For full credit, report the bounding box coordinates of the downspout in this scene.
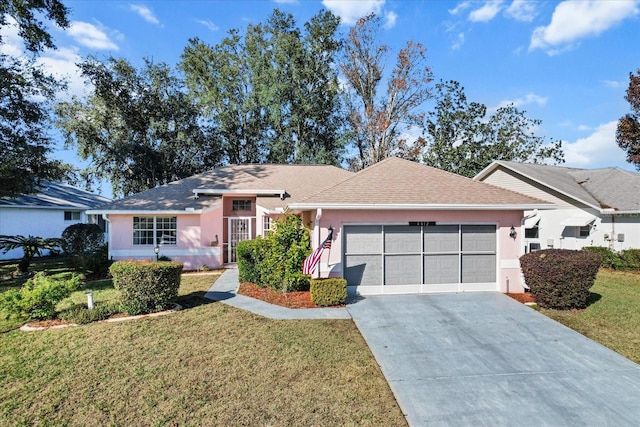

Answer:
[102,214,112,260]
[314,209,322,279]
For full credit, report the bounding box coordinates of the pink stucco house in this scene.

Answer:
[90,157,552,295]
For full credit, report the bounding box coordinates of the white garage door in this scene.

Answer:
[343,224,497,294]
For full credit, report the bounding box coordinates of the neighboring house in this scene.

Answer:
[474,161,640,253]
[92,158,551,294]
[0,181,112,260]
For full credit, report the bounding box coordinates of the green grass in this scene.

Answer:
[541,269,640,363]
[0,256,75,292]
[0,270,405,426]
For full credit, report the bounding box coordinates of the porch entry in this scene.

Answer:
[228,217,252,263]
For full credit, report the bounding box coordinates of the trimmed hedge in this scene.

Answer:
[310,278,347,307]
[109,261,183,315]
[583,246,640,270]
[237,238,269,285]
[520,249,601,310]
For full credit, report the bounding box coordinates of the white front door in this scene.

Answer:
[229,218,251,263]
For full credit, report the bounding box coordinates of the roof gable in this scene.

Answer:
[291,157,550,208]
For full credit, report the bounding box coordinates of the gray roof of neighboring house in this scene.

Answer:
[290,157,551,208]
[92,164,354,213]
[0,181,111,210]
[478,161,640,212]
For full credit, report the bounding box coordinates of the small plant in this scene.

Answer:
[0,235,63,273]
[0,272,81,320]
[310,278,347,307]
[59,302,121,324]
[520,249,601,310]
[110,260,183,315]
[157,255,172,262]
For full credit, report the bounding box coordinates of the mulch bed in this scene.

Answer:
[506,292,536,304]
[238,282,320,309]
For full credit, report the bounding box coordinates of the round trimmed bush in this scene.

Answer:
[520,249,601,310]
[109,261,183,315]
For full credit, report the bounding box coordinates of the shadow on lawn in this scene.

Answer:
[175,291,219,309]
[587,292,602,306]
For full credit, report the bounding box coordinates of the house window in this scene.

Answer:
[64,211,81,221]
[524,225,539,239]
[133,216,177,245]
[579,225,590,238]
[263,216,272,237]
[232,199,252,211]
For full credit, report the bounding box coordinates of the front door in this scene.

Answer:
[229,218,251,263]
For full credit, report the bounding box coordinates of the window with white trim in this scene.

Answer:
[262,216,272,237]
[133,216,177,245]
[579,225,590,238]
[232,199,252,211]
[64,211,81,221]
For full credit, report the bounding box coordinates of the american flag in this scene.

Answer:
[302,228,333,275]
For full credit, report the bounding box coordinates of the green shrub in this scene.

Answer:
[520,249,601,310]
[59,301,121,324]
[582,246,623,269]
[0,272,81,320]
[310,278,347,307]
[109,261,183,315]
[237,238,269,285]
[157,255,172,262]
[620,249,640,270]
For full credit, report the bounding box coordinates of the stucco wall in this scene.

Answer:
[314,209,525,293]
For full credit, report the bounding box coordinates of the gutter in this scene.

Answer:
[287,203,555,211]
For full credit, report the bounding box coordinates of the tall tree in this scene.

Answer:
[180,9,344,165]
[56,57,222,197]
[421,80,564,177]
[0,0,72,198]
[617,69,640,170]
[340,13,433,170]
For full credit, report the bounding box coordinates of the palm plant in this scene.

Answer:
[0,235,63,274]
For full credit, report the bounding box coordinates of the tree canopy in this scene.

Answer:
[617,69,640,170]
[0,0,72,198]
[56,57,222,197]
[421,80,564,177]
[180,9,344,165]
[340,13,433,170]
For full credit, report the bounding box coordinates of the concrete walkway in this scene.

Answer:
[348,292,640,426]
[204,268,350,320]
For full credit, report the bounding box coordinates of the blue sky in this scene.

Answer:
[2,0,640,197]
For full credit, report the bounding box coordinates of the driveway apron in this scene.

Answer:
[347,292,640,426]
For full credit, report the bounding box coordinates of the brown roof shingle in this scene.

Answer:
[292,157,551,208]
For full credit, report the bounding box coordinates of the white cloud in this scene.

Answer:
[504,0,537,22]
[195,20,220,31]
[322,0,385,25]
[496,93,548,109]
[68,21,119,50]
[38,46,88,100]
[0,17,23,57]
[530,0,639,53]
[129,4,161,25]
[469,0,505,23]
[451,32,465,50]
[384,11,397,29]
[602,80,625,89]
[563,121,629,168]
[449,1,471,15]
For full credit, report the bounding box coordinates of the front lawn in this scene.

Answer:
[541,269,640,363]
[0,272,405,426]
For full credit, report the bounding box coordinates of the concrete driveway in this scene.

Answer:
[347,292,640,426]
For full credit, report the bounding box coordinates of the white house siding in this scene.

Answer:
[0,207,85,260]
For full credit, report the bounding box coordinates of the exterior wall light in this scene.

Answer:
[154,245,160,261]
[509,226,517,240]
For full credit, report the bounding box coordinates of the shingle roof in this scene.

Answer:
[291,157,550,208]
[484,161,640,211]
[0,181,111,210]
[93,164,354,212]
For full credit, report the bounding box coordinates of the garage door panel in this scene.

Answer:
[461,225,496,252]
[462,254,496,283]
[424,225,459,253]
[345,255,382,286]
[384,226,421,253]
[344,225,382,254]
[384,254,421,285]
[424,254,459,284]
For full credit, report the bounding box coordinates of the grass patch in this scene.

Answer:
[541,269,640,363]
[0,272,405,426]
[0,256,75,292]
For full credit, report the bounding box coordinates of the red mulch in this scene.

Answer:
[238,282,320,309]
[507,292,536,304]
